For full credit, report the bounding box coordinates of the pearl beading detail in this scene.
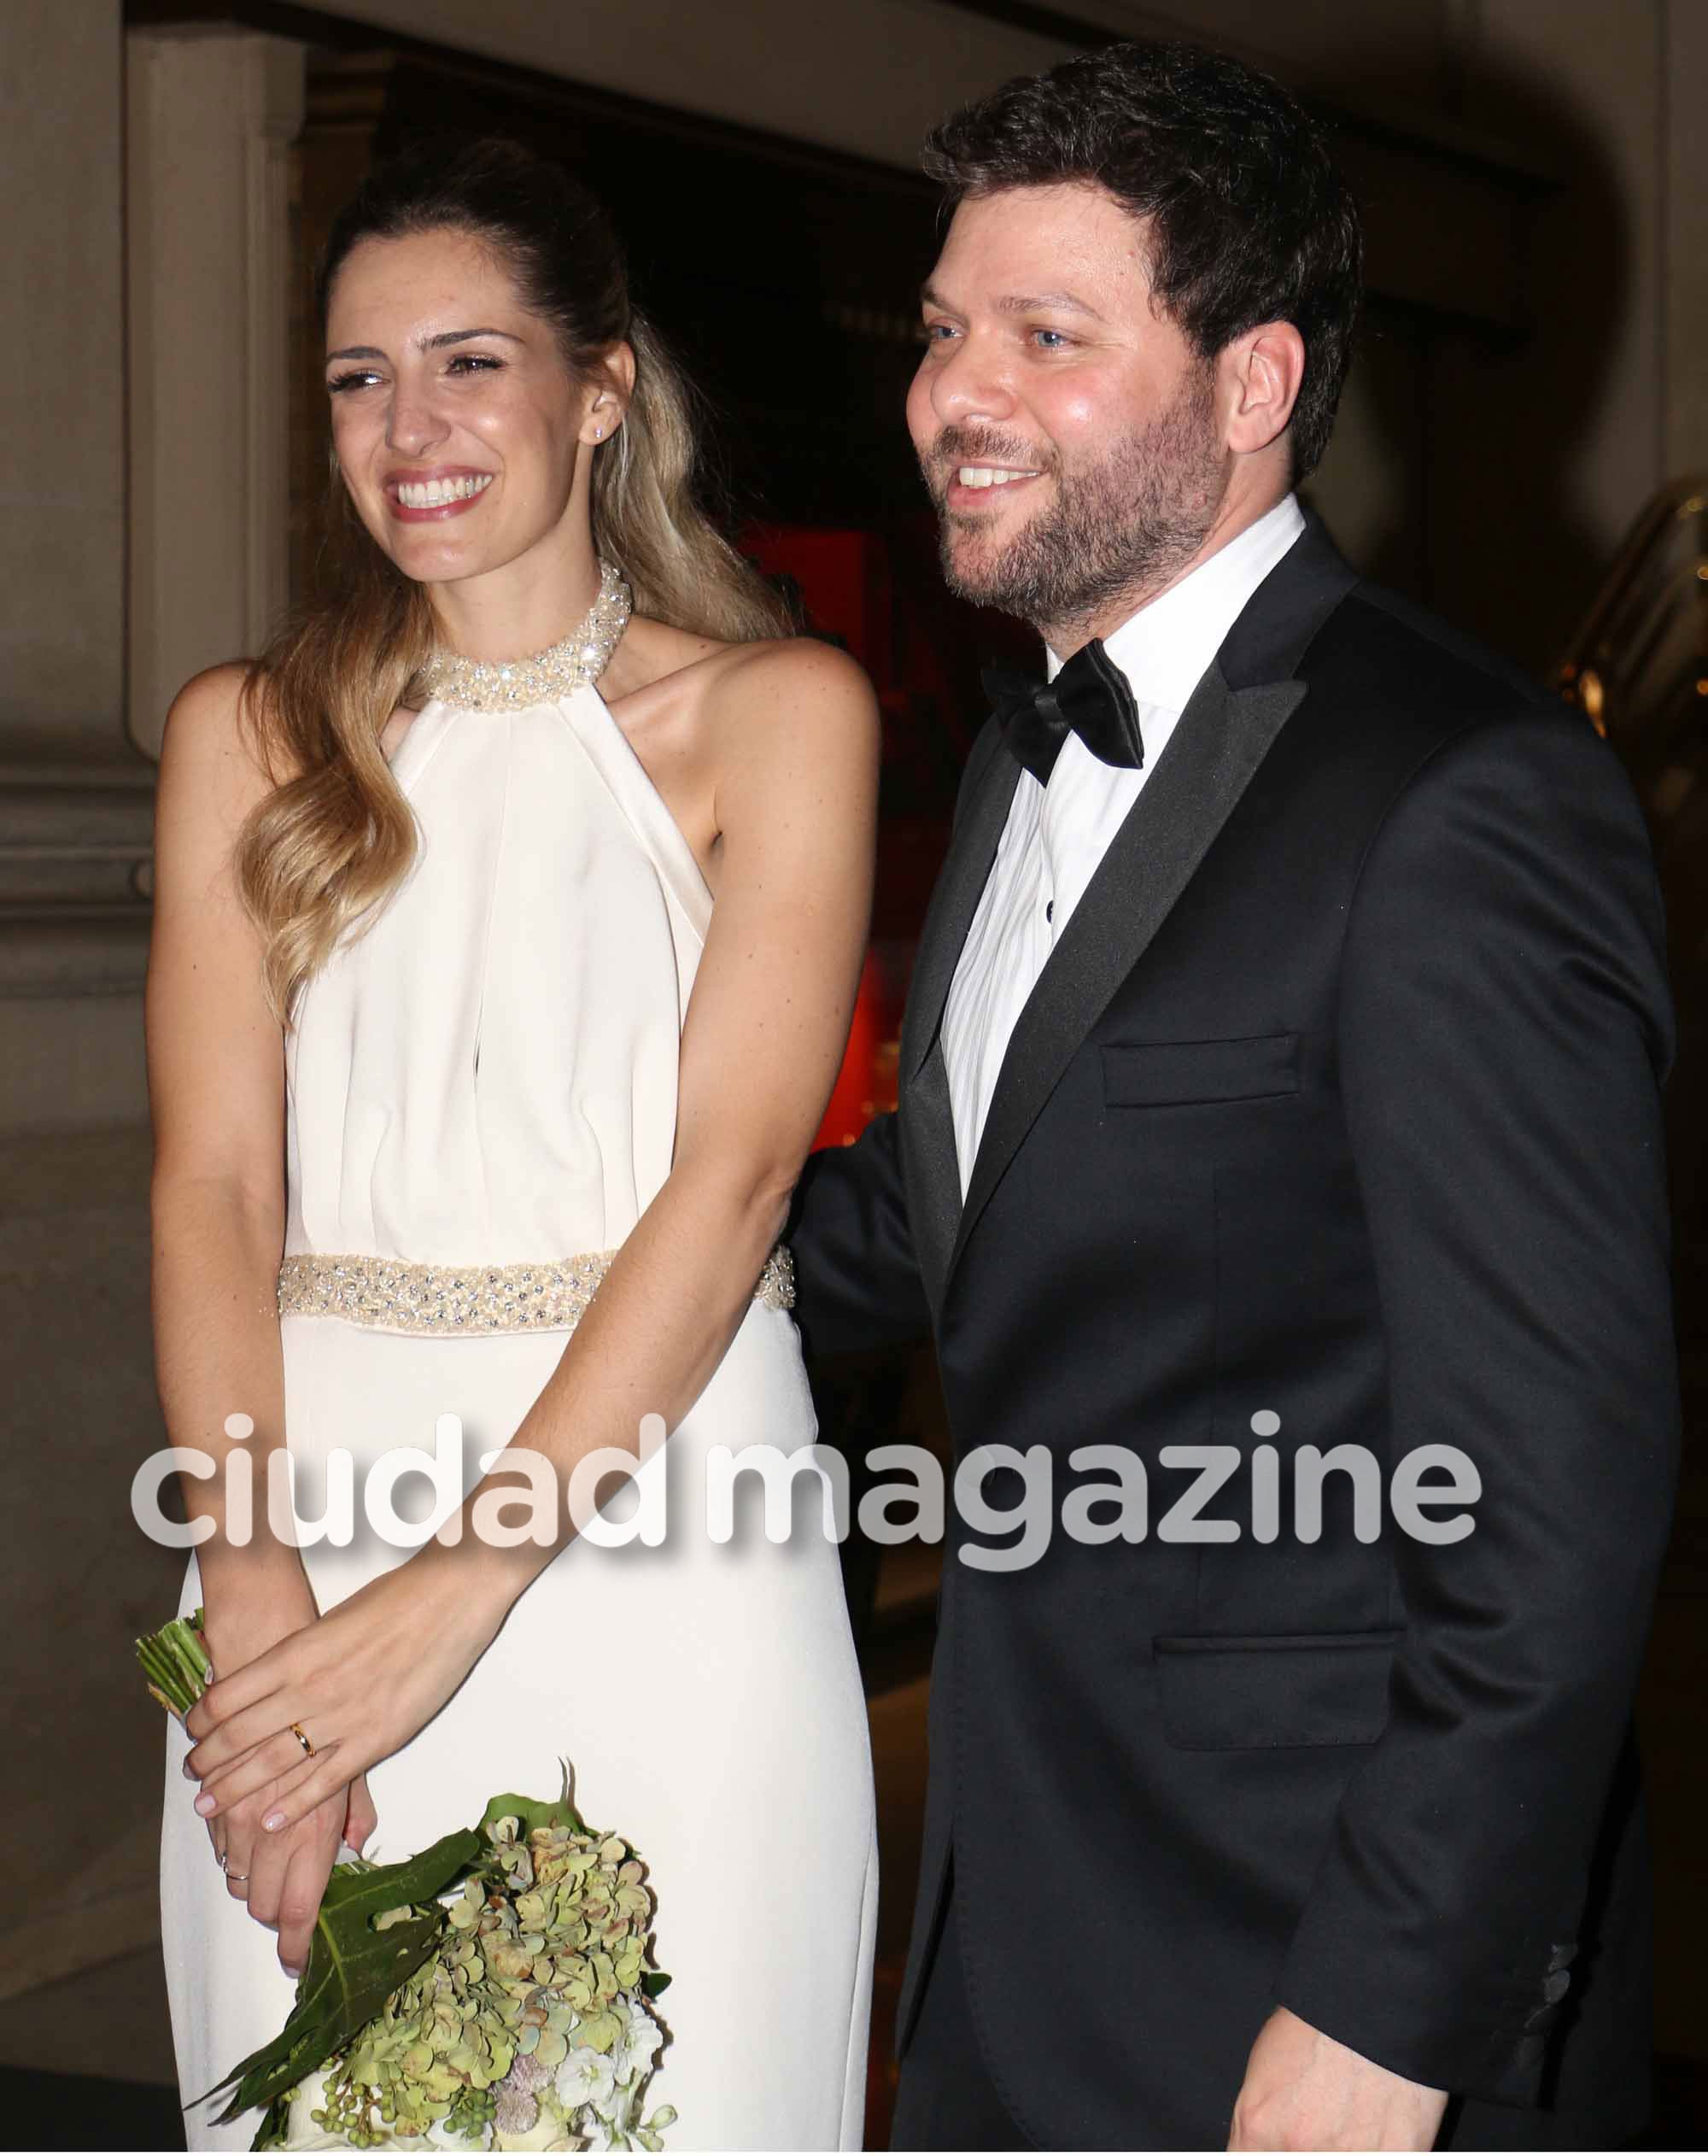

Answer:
[417,560,632,712]
[278,1245,795,1336]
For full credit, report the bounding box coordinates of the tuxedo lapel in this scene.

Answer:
[904,507,1357,1299]
[950,664,1307,1274]
[898,728,1021,1307]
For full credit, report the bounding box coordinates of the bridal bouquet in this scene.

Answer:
[140,1609,676,2153]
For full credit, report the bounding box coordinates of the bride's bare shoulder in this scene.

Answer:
[703,630,870,700]
[699,633,880,774]
[617,616,868,704]
[607,621,877,785]
[628,618,875,735]
[157,660,306,817]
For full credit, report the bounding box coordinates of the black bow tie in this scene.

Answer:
[981,639,1145,786]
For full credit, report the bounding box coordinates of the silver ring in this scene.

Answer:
[225,1870,249,1884]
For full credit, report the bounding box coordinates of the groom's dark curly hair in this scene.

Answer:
[921,40,1364,484]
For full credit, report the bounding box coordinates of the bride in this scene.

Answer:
[152,136,880,2149]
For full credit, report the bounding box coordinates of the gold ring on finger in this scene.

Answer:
[290,1721,316,1759]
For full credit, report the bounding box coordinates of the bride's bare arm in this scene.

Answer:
[501,635,885,1526]
[181,636,880,1829]
[149,665,298,1596]
[149,663,373,1966]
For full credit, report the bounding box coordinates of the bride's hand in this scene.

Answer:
[222,1774,375,1978]
[182,1555,501,1836]
[194,1576,320,1882]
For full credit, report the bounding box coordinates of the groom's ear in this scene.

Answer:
[1220,320,1307,460]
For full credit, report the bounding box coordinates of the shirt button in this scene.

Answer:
[1045,899,1055,923]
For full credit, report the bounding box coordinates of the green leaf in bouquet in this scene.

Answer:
[640,1969,672,1999]
[190,1822,485,2130]
[253,2090,291,2150]
[477,1759,586,1841]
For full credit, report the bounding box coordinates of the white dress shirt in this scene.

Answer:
[941,493,1307,1194]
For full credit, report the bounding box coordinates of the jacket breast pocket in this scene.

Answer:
[1102,1033,1300,1109]
[1152,1631,1401,1749]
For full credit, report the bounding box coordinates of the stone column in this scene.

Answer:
[127,26,306,761]
[0,22,305,1127]
[0,10,305,2018]
[0,0,156,1122]
[1,0,128,770]
[0,0,171,2017]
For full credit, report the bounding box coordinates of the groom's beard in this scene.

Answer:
[921,365,1225,633]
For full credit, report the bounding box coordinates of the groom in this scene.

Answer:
[789,38,1679,2153]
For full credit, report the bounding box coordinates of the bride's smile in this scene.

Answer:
[323,225,626,662]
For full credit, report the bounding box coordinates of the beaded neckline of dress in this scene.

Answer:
[416,559,632,712]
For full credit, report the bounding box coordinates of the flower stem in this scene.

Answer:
[135,1607,211,1719]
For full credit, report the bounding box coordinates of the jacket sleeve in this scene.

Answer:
[787,718,1011,1359]
[1276,706,1680,2104]
[787,1109,932,1356]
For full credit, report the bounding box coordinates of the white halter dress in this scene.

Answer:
[158,682,878,2150]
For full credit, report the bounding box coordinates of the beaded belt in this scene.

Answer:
[278,1244,795,1336]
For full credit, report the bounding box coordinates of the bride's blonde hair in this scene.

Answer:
[235,137,792,1024]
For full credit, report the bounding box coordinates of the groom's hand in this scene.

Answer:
[1228,2007,1448,2151]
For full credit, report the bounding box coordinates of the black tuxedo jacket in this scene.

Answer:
[789,516,1680,2148]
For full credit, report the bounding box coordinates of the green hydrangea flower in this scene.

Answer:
[275,1780,672,2151]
